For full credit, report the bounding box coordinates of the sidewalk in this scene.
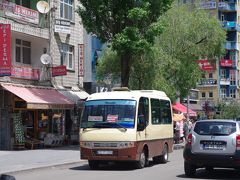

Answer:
[0,145,82,174]
[0,144,184,174]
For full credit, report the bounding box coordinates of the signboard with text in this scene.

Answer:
[11,66,39,80]
[0,24,11,76]
[52,65,67,77]
[220,59,233,67]
[197,59,215,71]
[5,4,39,24]
[54,19,71,34]
[79,44,84,77]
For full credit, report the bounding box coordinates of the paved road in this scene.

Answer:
[10,149,240,180]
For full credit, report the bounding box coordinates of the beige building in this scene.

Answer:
[0,0,88,150]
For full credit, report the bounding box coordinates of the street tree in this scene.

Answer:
[77,0,173,87]
[154,2,226,99]
[215,101,240,119]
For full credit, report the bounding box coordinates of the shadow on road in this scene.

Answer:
[69,161,158,171]
[177,168,240,179]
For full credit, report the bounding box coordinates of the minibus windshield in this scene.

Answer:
[81,100,136,129]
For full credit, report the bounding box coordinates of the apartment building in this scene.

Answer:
[197,0,240,113]
[0,0,88,150]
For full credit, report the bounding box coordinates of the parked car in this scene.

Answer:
[183,119,240,177]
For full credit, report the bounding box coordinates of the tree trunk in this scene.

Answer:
[120,53,131,87]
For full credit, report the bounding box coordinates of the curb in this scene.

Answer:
[2,161,86,175]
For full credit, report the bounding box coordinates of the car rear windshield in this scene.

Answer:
[194,121,236,136]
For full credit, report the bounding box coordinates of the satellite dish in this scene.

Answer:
[37,1,50,14]
[40,54,52,65]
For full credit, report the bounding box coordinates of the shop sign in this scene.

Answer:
[78,44,84,77]
[54,19,71,34]
[52,65,67,77]
[0,24,11,76]
[5,4,39,24]
[197,59,215,71]
[200,1,216,9]
[220,59,233,67]
[11,66,40,80]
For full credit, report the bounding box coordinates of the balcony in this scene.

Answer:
[197,79,217,87]
[220,78,231,85]
[0,1,49,39]
[225,41,238,50]
[218,2,236,11]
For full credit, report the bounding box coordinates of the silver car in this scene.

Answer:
[183,119,240,177]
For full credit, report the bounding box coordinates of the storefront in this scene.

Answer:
[0,83,74,150]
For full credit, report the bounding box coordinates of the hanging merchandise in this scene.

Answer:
[13,112,25,143]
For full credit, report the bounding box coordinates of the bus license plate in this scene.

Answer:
[97,150,113,155]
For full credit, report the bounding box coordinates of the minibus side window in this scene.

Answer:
[151,98,161,124]
[160,100,172,124]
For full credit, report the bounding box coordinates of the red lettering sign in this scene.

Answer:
[197,59,215,71]
[220,59,233,67]
[0,24,11,76]
[52,65,67,77]
[79,44,84,77]
[11,66,39,80]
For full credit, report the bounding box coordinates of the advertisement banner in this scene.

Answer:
[197,59,215,71]
[11,66,40,80]
[55,19,71,34]
[0,24,11,76]
[5,4,39,24]
[52,65,67,77]
[78,44,84,77]
[220,59,233,67]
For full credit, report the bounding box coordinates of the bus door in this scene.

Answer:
[137,97,149,140]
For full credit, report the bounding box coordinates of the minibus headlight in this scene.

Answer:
[80,141,93,148]
[118,142,135,148]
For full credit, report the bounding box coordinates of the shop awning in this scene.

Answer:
[172,102,197,117]
[57,89,89,104]
[1,83,74,109]
[173,113,185,122]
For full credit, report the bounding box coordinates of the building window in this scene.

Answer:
[61,44,74,70]
[208,73,213,78]
[230,89,236,98]
[220,88,226,98]
[15,0,30,8]
[230,70,236,85]
[220,69,226,79]
[60,0,73,21]
[209,92,213,98]
[15,39,31,64]
[202,92,206,98]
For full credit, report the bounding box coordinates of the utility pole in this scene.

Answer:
[187,94,190,121]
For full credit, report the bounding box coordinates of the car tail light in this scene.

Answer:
[187,133,193,146]
[236,134,240,150]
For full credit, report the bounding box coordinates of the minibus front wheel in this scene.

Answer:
[135,149,148,169]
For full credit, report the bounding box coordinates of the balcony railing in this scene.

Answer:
[197,79,217,86]
[218,2,236,11]
[220,78,230,85]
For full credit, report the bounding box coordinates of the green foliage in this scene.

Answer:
[215,101,240,119]
[77,0,173,86]
[154,2,226,99]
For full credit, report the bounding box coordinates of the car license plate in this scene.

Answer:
[203,144,225,150]
[96,150,113,155]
